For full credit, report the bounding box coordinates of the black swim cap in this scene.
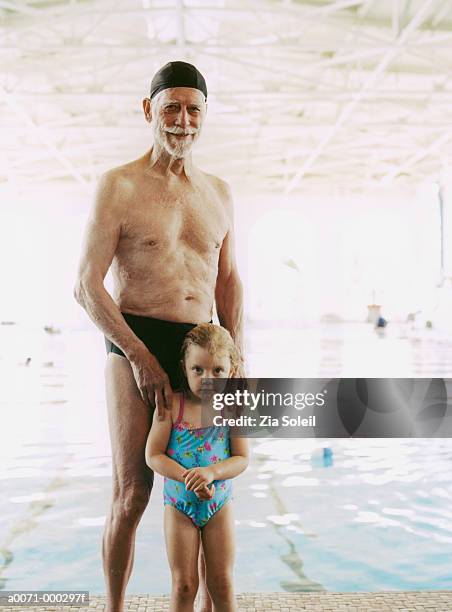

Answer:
[150,61,207,100]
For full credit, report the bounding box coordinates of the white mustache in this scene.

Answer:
[165,126,198,136]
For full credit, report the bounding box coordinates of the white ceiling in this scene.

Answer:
[2,0,452,194]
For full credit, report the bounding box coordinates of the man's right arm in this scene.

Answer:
[73,170,145,360]
[73,170,172,414]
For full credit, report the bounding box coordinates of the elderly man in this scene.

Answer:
[74,61,244,612]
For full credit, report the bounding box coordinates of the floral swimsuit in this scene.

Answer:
[163,394,233,528]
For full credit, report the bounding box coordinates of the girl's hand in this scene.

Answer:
[195,483,216,501]
[182,467,214,491]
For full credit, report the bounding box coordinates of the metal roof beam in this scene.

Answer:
[380,131,452,184]
[0,87,89,188]
[284,0,437,194]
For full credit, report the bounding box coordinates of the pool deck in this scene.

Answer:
[3,591,451,611]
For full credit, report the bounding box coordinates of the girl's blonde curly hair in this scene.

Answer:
[180,322,239,373]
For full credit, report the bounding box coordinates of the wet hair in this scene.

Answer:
[180,323,239,376]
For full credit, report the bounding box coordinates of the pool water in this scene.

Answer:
[1,323,452,593]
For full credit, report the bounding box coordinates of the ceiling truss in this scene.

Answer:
[1,0,452,194]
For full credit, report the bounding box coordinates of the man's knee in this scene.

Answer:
[110,482,151,525]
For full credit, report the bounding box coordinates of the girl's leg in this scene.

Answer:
[200,503,237,612]
[164,505,201,612]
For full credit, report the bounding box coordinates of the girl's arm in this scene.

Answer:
[145,406,186,483]
[211,435,249,479]
[184,434,249,491]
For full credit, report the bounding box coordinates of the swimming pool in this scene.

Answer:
[1,324,452,593]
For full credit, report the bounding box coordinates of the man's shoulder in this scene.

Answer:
[94,162,141,215]
[199,171,232,202]
[99,160,138,193]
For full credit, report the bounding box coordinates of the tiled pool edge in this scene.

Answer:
[2,591,451,611]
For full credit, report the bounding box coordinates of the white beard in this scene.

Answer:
[153,117,199,158]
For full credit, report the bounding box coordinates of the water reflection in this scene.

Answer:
[1,325,452,592]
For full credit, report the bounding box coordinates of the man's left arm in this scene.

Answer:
[215,181,245,375]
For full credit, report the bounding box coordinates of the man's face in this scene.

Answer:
[150,87,206,158]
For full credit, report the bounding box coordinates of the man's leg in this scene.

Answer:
[196,545,213,612]
[103,352,154,612]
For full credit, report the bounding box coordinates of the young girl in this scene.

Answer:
[145,323,249,612]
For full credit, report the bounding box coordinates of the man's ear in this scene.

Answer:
[143,97,152,123]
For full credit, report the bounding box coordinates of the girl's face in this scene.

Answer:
[183,344,232,398]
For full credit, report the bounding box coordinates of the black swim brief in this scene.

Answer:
[105,312,209,391]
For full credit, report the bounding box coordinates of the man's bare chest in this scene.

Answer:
[119,187,228,255]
